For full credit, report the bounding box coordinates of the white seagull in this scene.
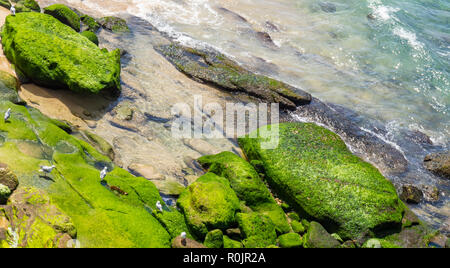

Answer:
[4,108,11,122]
[156,201,163,212]
[10,5,15,16]
[39,165,56,174]
[100,166,108,181]
[181,232,186,240]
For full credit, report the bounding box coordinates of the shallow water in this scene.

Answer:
[35,0,449,233]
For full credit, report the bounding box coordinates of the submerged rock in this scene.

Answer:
[303,221,340,248]
[198,151,290,234]
[2,12,121,95]
[44,4,81,32]
[98,16,130,33]
[155,44,311,110]
[239,122,406,240]
[424,151,450,179]
[177,173,240,238]
[400,184,423,204]
[318,2,337,13]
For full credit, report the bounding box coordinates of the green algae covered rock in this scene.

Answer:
[278,233,302,248]
[0,70,23,105]
[239,122,405,240]
[81,15,100,32]
[153,208,193,240]
[177,172,240,238]
[80,31,99,46]
[204,229,223,248]
[13,0,40,13]
[223,235,243,248]
[198,151,290,234]
[155,44,311,110]
[0,101,171,247]
[237,212,277,248]
[2,12,121,95]
[98,16,129,33]
[363,238,381,248]
[0,184,11,204]
[291,220,306,234]
[44,4,81,32]
[303,221,341,248]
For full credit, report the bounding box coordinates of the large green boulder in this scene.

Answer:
[303,221,341,248]
[239,123,405,240]
[1,12,121,95]
[198,151,290,234]
[0,101,171,247]
[44,4,81,32]
[177,173,240,238]
[0,71,23,105]
[236,212,277,248]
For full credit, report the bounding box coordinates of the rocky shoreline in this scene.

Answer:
[0,1,448,248]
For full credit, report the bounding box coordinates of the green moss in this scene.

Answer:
[238,122,405,240]
[0,101,172,247]
[287,212,300,221]
[204,229,223,248]
[0,0,11,9]
[0,183,11,203]
[2,12,121,95]
[177,172,240,239]
[198,151,290,234]
[82,130,114,160]
[44,4,80,32]
[14,0,40,13]
[80,31,99,46]
[278,233,302,248]
[98,16,130,33]
[223,235,243,248]
[291,220,306,234]
[303,221,341,248]
[363,238,382,248]
[379,239,402,248]
[236,212,277,248]
[80,15,100,32]
[153,208,193,240]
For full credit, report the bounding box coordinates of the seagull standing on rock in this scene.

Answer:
[10,5,15,16]
[39,165,56,174]
[100,166,108,181]
[4,108,11,122]
[156,201,163,212]
[180,232,187,245]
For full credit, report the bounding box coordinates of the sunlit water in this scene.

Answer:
[36,0,449,232]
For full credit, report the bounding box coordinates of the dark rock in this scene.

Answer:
[226,228,242,240]
[421,185,440,202]
[400,185,423,204]
[367,13,376,20]
[303,221,341,248]
[404,129,433,145]
[264,21,279,32]
[428,234,447,248]
[256,31,277,48]
[424,151,450,179]
[155,43,311,110]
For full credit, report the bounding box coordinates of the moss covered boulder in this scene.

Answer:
[0,100,171,247]
[44,4,81,32]
[156,44,311,110]
[204,229,224,248]
[12,0,40,13]
[0,163,18,193]
[0,71,23,105]
[303,221,341,248]
[80,31,99,46]
[237,212,277,248]
[98,16,130,33]
[152,208,193,240]
[198,151,290,234]
[2,12,121,95]
[223,235,243,248]
[81,15,100,32]
[239,122,405,240]
[177,173,240,238]
[278,233,302,248]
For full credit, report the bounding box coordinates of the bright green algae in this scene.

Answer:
[44,4,81,32]
[0,100,171,247]
[238,122,405,240]
[198,151,290,234]
[1,12,121,94]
